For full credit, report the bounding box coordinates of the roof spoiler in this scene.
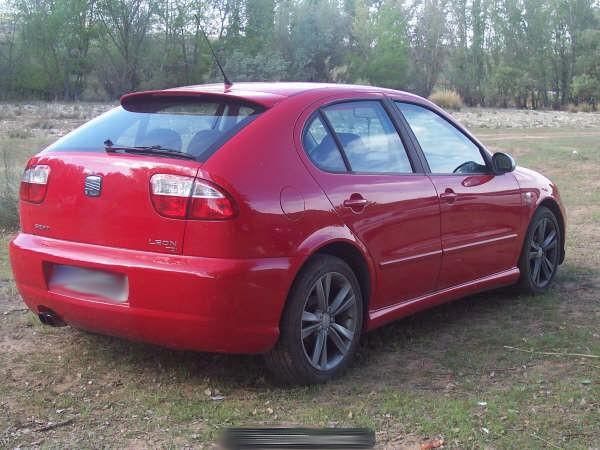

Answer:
[120,89,280,111]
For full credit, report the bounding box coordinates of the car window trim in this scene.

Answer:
[307,98,422,176]
[383,97,430,173]
[378,98,425,173]
[317,110,353,172]
[390,99,494,176]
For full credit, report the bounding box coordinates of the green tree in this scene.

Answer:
[368,1,410,89]
[287,0,348,82]
[2,0,600,105]
[447,0,488,105]
[149,0,213,87]
[572,28,600,108]
[245,0,275,53]
[13,0,96,99]
[572,73,600,107]
[222,49,288,80]
[410,0,449,96]
[96,0,155,95]
[0,10,19,98]
[345,0,410,89]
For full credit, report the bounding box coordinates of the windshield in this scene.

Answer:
[45,98,263,161]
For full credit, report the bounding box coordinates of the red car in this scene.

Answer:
[10,83,565,384]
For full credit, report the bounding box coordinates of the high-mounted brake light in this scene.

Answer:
[20,164,50,203]
[149,174,236,220]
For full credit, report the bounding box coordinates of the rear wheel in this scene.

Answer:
[517,206,561,294]
[265,255,363,385]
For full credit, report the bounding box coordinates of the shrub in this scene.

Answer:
[0,149,20,230]
[571,74,599,107]
[31,120,54,129]
[566,102,595,113]
[577,102,594,112]
[566,103,578,113]
[429,89,464,111]
[8,129,33,139]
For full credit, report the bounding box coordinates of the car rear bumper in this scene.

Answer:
[10,233,296,353]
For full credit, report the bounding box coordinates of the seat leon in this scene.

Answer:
[10,83,566,384]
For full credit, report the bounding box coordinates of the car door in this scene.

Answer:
[297,96,442,309]
[394,101,522,289]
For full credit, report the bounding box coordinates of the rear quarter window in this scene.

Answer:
[302,114,347,172]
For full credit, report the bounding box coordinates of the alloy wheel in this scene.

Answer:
[301,272,358,371]
[528,217,559,288]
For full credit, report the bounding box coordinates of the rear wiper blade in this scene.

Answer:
[104,140,195,160]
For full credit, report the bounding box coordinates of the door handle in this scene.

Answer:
[343,195,368,211]
[439,188,457,203]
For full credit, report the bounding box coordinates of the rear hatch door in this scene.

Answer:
[21,152,200,255]
[19,95,263,255]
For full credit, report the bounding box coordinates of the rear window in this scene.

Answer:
[45,98,263,161]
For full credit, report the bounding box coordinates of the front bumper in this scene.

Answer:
[10,233,295,353]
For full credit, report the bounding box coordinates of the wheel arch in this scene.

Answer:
[287,237,376,330]
[538,198,566,264]
[314,241,372,320]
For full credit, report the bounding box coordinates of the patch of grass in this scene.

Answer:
[0,195,18,230]
[0,115,599,448]
[0,234,13,280]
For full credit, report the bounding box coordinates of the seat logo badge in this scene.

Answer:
[84,175,102,197]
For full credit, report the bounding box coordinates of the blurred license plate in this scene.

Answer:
[48,264,128,303]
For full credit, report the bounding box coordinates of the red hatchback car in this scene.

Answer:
[10,83,565,384]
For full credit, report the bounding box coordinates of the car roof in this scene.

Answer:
[121,82,424,108]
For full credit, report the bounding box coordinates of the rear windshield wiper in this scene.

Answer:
[104,139,195,160]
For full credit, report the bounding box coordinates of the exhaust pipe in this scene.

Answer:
[38,309,66,327]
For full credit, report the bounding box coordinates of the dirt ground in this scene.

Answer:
[0,104,599,449]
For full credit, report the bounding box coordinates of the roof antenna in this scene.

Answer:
[198,22,232,88]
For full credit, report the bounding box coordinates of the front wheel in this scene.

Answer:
[265,255,363,385]
[517,206,561,294]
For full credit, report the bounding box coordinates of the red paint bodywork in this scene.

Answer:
[10,83,566,353]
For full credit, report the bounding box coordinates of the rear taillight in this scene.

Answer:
[149,174,194,219]
[149,174,236,220]
[20,164,50,203]
[189,180,236,219]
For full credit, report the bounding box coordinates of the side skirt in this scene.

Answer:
[366,268,520,331]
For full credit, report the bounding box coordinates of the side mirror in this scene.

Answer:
[492,152,516,174]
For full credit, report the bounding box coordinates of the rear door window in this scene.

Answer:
[321,101,413,174]
[46,98,263,161]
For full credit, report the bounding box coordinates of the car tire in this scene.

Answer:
[517,206,562,295]
[265,254,363,385]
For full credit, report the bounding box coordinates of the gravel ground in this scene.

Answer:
[453,107,600,129]
[0,102,114,139]
[1,102,600,141]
